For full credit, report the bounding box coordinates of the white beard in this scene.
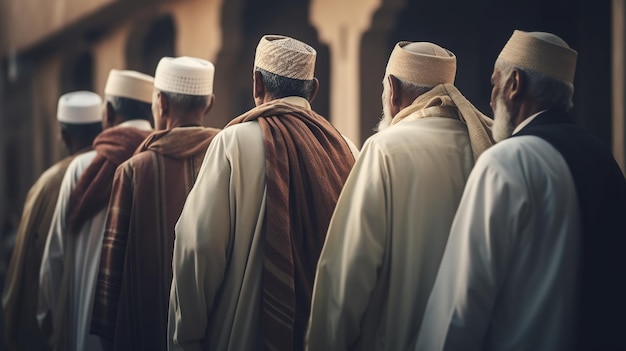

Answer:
[492,96,515,142]
[376,87,393,132]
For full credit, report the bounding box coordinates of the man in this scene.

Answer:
[416,30,626,351]
[305,42,495,350]
[169,35,359,351]
[90,56,220,351]
[38,69,154,351]
[2,91,102,351]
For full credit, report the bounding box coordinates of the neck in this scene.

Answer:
[514,100,546,129]
[165,113,204,130]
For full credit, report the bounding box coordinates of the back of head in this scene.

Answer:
[154,56,215,114]
[57,90,103,146]
[254,34,317,100]
[496,30,578,111]
[104,69,155,122]
[385,41,456,94]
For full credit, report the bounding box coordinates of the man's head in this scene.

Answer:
[152,56,215,130]
[377,41,456,132]
[57,91,103,154]
[252,35,319,106]
[490,30,577,141]
[103,69,155,129]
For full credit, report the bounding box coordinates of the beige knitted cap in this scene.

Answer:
[154,56,215,95]
[104,69,154,103]
[385,41,456,86]
[498,30,577,84]
[254,35,316,80]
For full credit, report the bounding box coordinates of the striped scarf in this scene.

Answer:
[227,100,355,350]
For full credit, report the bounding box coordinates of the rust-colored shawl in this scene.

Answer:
[227,100,355,351]
[67,126,151,235]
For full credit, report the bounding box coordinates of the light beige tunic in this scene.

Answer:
[169,97,358,351]
[306,115,474,350]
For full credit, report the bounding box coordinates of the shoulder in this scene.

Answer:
[214,122,263,151]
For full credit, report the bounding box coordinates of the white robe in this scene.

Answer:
[415,135,581,351]
[306,116,474,350]
[169,96,359,351]
[38,120,152,351]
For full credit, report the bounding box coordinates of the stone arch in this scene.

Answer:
[359,0,405,144]
[126,14,176,76]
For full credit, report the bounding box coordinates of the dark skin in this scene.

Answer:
[60,130,94,155]
[252,71,320,106]
[386,74,423,116]
[151,93,214,130]
[489,66,550,128]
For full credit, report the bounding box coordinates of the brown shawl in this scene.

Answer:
[227,100,355,351]
[67,126,151,235]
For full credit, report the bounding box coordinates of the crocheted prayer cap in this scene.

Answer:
[254,35,316,80]
[104,69,154,103]
[57,91,102,124]
[385,41,456,86]
[154,56,215,95]
[498,30,577,84]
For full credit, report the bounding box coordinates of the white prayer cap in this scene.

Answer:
[385,41,456,86]
[57,91,103,124]
[254,35,316,80]
[498,30,577,84]
[104,69,154,103]
[154,56,215,95]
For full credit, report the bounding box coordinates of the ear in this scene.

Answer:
[204,94,215,116]
[388,74,402,110]
[158,91,169,118]
[253,71,265,100]
[105,101,116,127]
[508,69,525,100]
[60,128,71,150]
[308,77,320,103]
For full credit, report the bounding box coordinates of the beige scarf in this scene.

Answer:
[391,83,495,160]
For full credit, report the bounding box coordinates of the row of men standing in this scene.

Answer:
[2,30,626,351]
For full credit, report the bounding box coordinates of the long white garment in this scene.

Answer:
[38,120,151,351]
[169,97,359,351]
[38,150,104,351]
[306,116,474,351]
[415,135,581,351]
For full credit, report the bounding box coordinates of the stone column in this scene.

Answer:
[93,22,132,95]
[310,0,382,146]
[171,0,224,62]
[612,0,626,175]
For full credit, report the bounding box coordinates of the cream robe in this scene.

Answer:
[306,115,474,350]
[38,120,152,351]
[415,135,581,351]
[169,97,359,351]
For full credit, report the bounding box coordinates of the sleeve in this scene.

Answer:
[306,139,390,350]
[2,179,45,346]
[38,163,74,329]
[168,134,233,351]
[90,162,134,340]
[415,153,530,351]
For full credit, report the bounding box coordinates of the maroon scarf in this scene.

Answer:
[227,100,355,350]
[67,125,151,235]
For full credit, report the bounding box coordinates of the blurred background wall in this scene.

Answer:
[0,0,624,346]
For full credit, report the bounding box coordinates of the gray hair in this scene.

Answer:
[385,75,434,99]
[256,68,316,100]
[495,59,574,111]
[159,91,212,114]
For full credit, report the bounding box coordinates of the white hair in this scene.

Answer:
[495,59,574,111]
[375,76,434,133]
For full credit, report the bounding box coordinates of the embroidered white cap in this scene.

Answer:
[57,91,103,124]
[385,41,456,86]
[154,56,215,95]
[104,69,154,103]
[498,30,577,84]
[254,35,316,80]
